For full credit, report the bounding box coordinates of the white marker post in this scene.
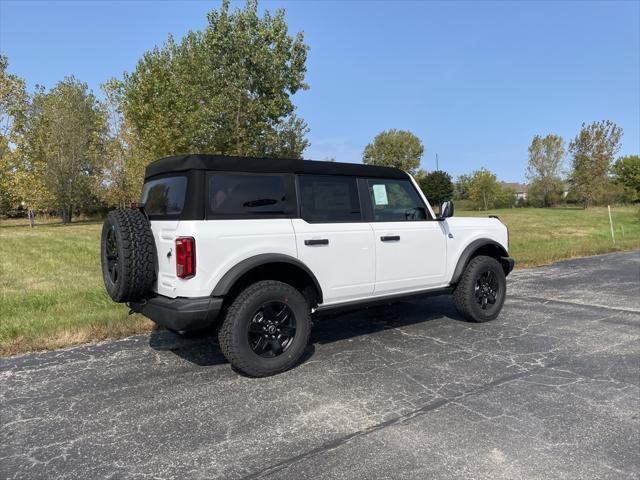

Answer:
[608,205,615,244]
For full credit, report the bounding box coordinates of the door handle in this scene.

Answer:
[380,235,400,242]
[305,239,329,246]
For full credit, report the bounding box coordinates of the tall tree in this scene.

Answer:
[23,77,107,223]
[418,170,454,205]
[0,56,54,224]
[454,174,471,200]
[362,129,424,174]
[468,168,500,210]
[116,0,309,164]
[0,56,29,215]
[611,155,640,197]
[569,120,623,208]
[526,134,565,207]
[94,79,140,208]
[0,55,27,160]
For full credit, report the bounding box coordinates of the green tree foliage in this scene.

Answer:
[0,55,28,160]
[526,134,565,207]
[115,0,309,164]
[418,170,454,205]
[453,174,471,200]
[527,177,565,208]
[468,168,501,210]
[611,155,640,198]
[93,79,141,208]
[22,77,107,223]
[362,129,424,174]
[569,120,623,208]
[494,184,517,209]
[0,56,29,215]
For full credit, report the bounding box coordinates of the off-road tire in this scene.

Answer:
[101,208,156,303]
[218,280,311,377]
[453,255,506,323]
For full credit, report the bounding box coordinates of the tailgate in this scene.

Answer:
[150,221,180,298]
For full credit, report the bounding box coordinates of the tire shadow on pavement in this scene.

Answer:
[148,294,462,368]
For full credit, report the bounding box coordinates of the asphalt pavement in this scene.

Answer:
[1,251,639,479]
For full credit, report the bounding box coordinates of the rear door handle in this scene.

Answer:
[380,235,400,242]
[304,239,329,246]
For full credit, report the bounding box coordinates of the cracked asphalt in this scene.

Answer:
[1,251,639,479]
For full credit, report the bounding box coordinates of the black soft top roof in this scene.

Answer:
[144,154,408,180]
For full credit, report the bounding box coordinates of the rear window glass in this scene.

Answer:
[209,173,288,216]
[141,176,187,216]
[299,175,361,223]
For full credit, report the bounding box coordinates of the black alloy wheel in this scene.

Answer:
[105,225,119,284]
[475,269,499,310]
[452,255,507,323]
[248,301,296,357]
[218,280,312,377]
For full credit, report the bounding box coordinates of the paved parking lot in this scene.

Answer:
[1,251,639,479]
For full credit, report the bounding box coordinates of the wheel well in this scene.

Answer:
[472,243,507,263]
[452,241,511,285]
[468,244,511,276]
[223,262,321,309]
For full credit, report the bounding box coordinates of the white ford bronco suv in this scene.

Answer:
[101,155,514,376]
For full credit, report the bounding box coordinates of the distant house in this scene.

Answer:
[501,182,528,200]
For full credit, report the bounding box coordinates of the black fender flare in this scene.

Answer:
[211,253,324,303]
[450,239,510,285]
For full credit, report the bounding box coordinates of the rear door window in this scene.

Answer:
[141,176,187,216]
[298,175,362,223]
[208,173,290,217]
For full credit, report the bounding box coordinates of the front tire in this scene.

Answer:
[453,255,506,323]
[218,281,311,377]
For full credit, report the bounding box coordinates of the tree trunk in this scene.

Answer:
[62,207,72,224]
[28,209,34,228]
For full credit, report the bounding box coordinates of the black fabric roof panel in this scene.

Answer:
[144,154,408,180]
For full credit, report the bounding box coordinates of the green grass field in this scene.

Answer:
[1,206,639,356]
[0,221,153,356]
[461,206,640,267]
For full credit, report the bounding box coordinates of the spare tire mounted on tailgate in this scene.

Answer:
[101,208,156,303]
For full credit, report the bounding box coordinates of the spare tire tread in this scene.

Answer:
[101,208,156,303]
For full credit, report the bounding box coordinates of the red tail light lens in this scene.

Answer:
[175,237,195,279]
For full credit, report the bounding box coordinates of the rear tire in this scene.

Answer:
[218,280,311,377]
[453,255,506,323]
[101,208,156,303]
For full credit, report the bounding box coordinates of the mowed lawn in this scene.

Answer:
[0,221,154,356]
[461,206,640,267]
[1,206,639,356]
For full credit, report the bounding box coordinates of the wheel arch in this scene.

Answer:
[450,239,511,285]
[211,254,323,307]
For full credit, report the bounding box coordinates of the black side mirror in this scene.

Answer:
[438,200,454,220]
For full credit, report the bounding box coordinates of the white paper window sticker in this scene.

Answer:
[372,184,389,206]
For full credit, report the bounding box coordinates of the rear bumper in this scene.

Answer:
[501,256,515,276]
[129,295,224,332]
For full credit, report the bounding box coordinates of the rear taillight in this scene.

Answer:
[175,237,195,279]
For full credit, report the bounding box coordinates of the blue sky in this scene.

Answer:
[1,0,638,182]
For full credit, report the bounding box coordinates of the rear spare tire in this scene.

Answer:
[101,208,156,303]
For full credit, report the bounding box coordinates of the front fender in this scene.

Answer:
[450,239,511,285]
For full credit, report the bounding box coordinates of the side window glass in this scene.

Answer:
[299,175,362,223]
[141,176,187,216]
[209,173,288,216]
[367,179,427,221]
